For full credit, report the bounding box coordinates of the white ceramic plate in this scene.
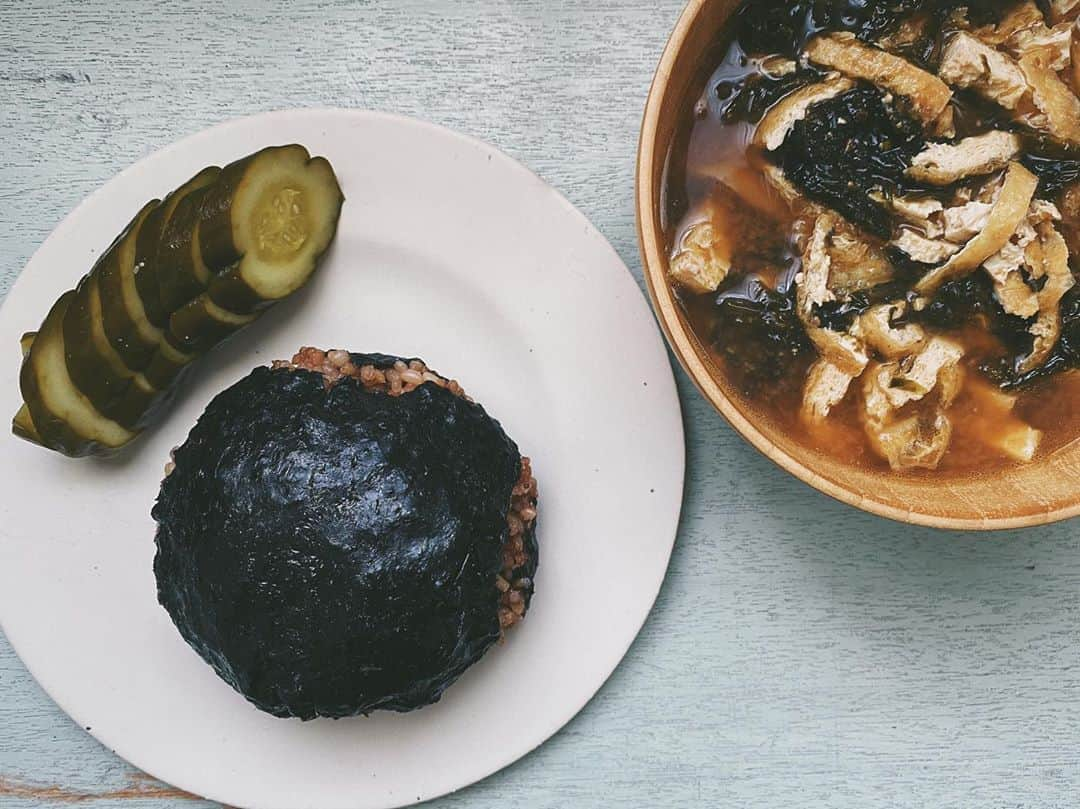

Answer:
[0,110,684,809]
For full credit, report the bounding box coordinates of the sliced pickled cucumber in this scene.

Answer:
[168,293,258,354]
[143,336,195,390]
[156,174,221,314]
[199,145,343,312]
[12,339,39,444]
[61,269,172,427]
[132,205,168,326]
[63,269,137,413]
[133,168,220,326]
[99,201,163,369]
[13,145,341,457]
[11,403,40,444]
[108,372,173,431]
[19,360,87,456]
[157,207,210,315]
[19,292,136,456]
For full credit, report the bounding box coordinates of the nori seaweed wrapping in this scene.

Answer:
[153,354,537,719]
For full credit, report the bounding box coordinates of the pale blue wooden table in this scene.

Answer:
[3,2,1080,807]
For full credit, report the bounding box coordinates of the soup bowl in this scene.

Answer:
[636,0,1080,530]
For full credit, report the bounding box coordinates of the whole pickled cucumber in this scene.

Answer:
[12,144,344,457]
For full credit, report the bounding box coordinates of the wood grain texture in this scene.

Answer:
[1,1,1079,808]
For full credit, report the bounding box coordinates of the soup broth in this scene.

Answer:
[664,0,1080,475]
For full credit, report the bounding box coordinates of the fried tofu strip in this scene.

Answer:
[860,338,965,471]
[805,33,953,128]
[1019,221,1076,372]
[916,162,1039,295]
[907,132,1023,185]
[802,359,857,423]
[669,221,732,294]
[940,31,1080,145]
[940,32,1030,109]
[753,77,855,152]
[1018,49,1080,144]
[855,304,927,360]
[1051,0,1080,23]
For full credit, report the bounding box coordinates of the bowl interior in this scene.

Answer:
[637,0,1080,530]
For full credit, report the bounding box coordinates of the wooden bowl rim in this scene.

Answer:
[635,0,1080,531]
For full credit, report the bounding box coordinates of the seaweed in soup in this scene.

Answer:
[713,276,813,396]
[720,69,822,125]
[776,86,928,238]
[737,0,925,58]
[993,285,1080,388]
[1022,153,1080,197]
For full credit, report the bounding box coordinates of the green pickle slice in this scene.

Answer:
[200,145,343,312]
[19,292,136,456]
